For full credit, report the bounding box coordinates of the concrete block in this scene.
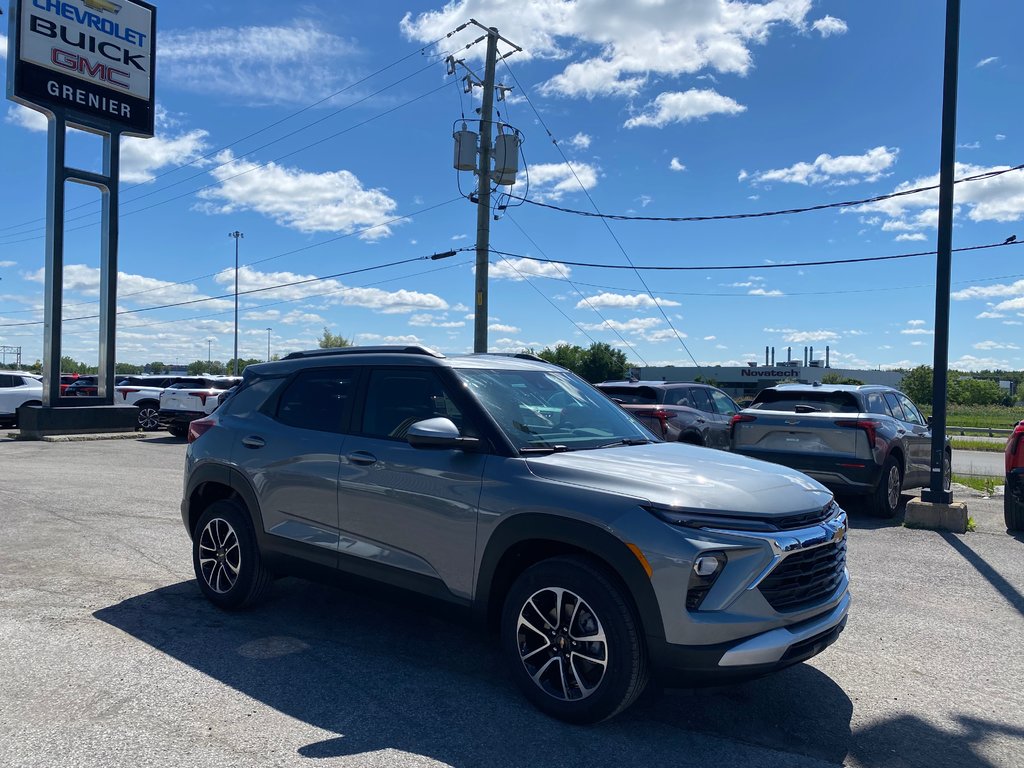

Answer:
[904,498,969,533]
[16,404,138,439]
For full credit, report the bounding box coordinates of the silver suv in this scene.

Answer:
[181,346,850,723]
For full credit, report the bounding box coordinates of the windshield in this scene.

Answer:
[455,368,657,452]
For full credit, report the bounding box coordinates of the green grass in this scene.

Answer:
[951,474,1000,494]
[950,438,1006,453]
[966,517,977,533]
[941,405,1023,431]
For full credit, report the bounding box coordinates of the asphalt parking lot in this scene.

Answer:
[0,437,1021,768]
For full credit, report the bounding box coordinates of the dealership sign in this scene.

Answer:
[7,0,156,136]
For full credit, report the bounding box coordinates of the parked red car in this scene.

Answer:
[1006,420,1024,532]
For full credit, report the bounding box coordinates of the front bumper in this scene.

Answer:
[648,589,850,684]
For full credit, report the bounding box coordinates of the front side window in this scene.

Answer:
[709,389,739,416]
[457,368,654,451]
[689,388,714,413]
[896,394,925,426]
[275,369,356,433]
[361,369,466,440]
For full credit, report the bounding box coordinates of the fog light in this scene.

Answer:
[693,555,722,577]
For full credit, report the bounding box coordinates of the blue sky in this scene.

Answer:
[1,0,1023,371]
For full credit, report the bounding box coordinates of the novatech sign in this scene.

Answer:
[740,368,800,377]
[8,0,156,136]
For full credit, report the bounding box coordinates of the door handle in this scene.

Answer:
[241,435,265,449]
[347,451,377,466]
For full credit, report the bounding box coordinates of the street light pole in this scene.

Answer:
[266,327,272,362]
[207,338,212,366]
[228,231,243,376]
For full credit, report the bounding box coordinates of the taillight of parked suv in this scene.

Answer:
[188,417,216,443]
[1007,422,1024,474]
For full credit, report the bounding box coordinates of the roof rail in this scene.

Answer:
[282,345,445,361]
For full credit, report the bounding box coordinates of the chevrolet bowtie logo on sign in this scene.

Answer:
[82,0,123,14]
[7,0,156,137]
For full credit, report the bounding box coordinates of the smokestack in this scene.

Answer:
[765,346,769,367]
[810,346,815,365]
[771,347,775,366]
[826,346,830,368]
[804,347,808,367]
[788,346,792,363]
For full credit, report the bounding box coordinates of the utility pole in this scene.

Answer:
[228,231,243,376]
[922,0,960,505]
[207,338,212,366]
[266,328,272,362]
[473,28,499,354]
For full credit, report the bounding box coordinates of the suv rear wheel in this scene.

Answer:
[192,499,272,609]
[870,455,903,519]
[500,555,648,723]
[137,403,160,431]
[1006,481,1024,532]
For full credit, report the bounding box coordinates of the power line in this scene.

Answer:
[0,79,457,247]
[0,35,454,237]
[0,251,458,328]
[504,214,647,365]
[500,58,684,366]
[488,238,1023,272]
[0,201,460,319]
[507,164,1024,223]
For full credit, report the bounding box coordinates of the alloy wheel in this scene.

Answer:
[886,464,901,510]
[198,517,241,594]
[516,587,608,701]
[137,406,160,431]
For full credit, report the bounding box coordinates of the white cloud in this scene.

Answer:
[528,161,599,201]
[812,16,848,37]
[580,317,662,333]
[951,354,1009,371]
[974,340,1020,350]
[489,257,570,281]
[489,323,521,333]
[5,105,48,132]
[405,1,814,101]
[198,151,400,238]
[907,319,926,326]
[857,163,1024,226]
[280,310,325,326]
[895,233,928,242]
[26,264,233,310]
[625,89,745,129]
[976,311,1006,319]
[0,261,15,268]
[703,335,716,341]
[575,292,680,310]
[567,132,592,150]
[121,129,210,184]
[357,333,424,345]
[749,288,784,297]
[669,157,687,172]
[160,20,356,104]
[782,330,840,343]
[901,328,934,335]
[748,146,898,186]
[409,314,465,328]
[996,134,1007,141]
[952,280,1024,300]
[976,56,999,68]
[958,141,981,150]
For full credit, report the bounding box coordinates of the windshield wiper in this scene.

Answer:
[519,445,572,454]
[595,438,652,449]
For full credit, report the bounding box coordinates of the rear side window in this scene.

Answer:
[883,393,905,420]
[0,375,15,388]
[689,388,714,413]
[598,386,660,405]
[896,394,925,426]
[709,389,739,416]
[865,393,890,416]
[275,369,356,433]
[751,390,861,414]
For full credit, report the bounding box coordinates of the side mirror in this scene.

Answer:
[407,417,480,451]
[927,416,934,428]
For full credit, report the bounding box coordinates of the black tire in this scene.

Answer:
[167,423,188,438]
[192,499,272,609]
[1006,477,1024,532]
[679,433,703,447]
[500,555,648,724]
[136,402,161,431]
[869,455,903,518]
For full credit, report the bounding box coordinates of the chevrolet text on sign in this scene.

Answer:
[9,0,156,136]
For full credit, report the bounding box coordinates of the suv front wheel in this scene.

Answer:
[870,455,903,518]
[500,555,648,723]
[192,499,272,609]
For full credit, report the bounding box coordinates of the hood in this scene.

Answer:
[525,442,831,517]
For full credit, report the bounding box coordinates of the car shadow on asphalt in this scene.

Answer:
[92,575,1003,767]
[838,494,908,531]
[136,435,185,445]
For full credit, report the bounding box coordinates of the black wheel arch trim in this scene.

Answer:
[183,462,263,542]
[475,513,666,642]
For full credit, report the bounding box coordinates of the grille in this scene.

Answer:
[773,502,838,531]
[759,538,846,612]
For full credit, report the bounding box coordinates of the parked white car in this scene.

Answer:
[159,376,240,437]
[0,372,43,427]
[114,375,189,431]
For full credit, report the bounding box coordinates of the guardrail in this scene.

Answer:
[948,426,1013,437]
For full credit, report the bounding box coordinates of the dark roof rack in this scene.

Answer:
[282,345,445,361]
[482,352,547,362]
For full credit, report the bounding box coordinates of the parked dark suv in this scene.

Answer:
[181,346,850,723]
